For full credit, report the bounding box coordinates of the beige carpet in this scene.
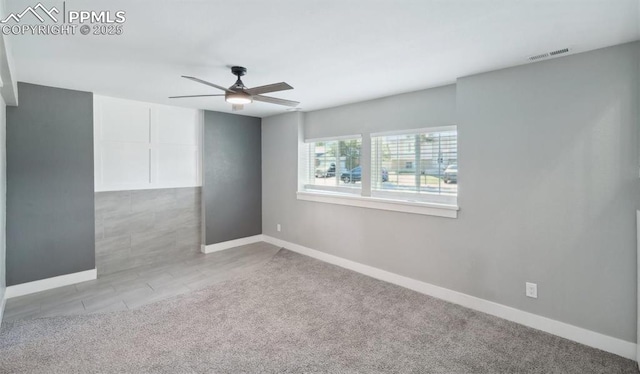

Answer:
[0,249,637,373]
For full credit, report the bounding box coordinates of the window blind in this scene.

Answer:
[371,128,457,199]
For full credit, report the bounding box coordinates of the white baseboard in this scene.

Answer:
[262,235,637,361]
[5,269,97,299]
[201,234,265,254]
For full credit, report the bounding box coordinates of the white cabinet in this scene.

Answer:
[94,95,202,191]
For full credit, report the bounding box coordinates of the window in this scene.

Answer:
[303,136,362,193]
[371,126,457,204]
[298,127,458,218]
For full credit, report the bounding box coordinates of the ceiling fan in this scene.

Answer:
[169,66,299,111]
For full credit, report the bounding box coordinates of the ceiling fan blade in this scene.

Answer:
[253,95,299,107]
[168,94,225,99]
[181,76,235,93]
[232,104,244,111]
[246,82,293,96]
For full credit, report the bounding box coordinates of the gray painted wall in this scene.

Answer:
[0,96,6,305]
[262,42,639,342]
[95,187,201,275]
[7,83,95,286]
[305,84,456,139]
[204,111,262,245]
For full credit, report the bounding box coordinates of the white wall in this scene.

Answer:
[94,95,202,192]
[262,42,639,346]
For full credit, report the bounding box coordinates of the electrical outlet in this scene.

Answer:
[525,282,538,298]
[277,224,281,232]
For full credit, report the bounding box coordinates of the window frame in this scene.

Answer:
[370,125,458,206]
[298,126,459,218]
[302,134,364,195]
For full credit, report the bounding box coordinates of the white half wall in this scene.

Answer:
[94,95,203,192]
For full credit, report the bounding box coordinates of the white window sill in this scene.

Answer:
[296,191,459,218]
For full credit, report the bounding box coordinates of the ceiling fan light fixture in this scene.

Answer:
[225,92,252,105]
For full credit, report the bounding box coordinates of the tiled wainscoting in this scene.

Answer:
[95,187,202,275]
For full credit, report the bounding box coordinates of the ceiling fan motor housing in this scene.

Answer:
[229,66,249,92]
[226,67,252,104]
[231,66,247,77]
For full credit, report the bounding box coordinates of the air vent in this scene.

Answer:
[528,53,549,61]
[549,48,569,56]
[528,47,571,62]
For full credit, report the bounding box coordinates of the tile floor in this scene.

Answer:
[2,242,281,322]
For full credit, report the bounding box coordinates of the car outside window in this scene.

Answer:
[305,137,362,193]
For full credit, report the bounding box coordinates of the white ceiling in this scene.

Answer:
[6,0,640,117]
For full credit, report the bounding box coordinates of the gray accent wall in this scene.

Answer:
[0,96,6,306]
[262,42,640,343]
[7,83,95,286]
[95,187,202,275]
[204,111,261,245]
